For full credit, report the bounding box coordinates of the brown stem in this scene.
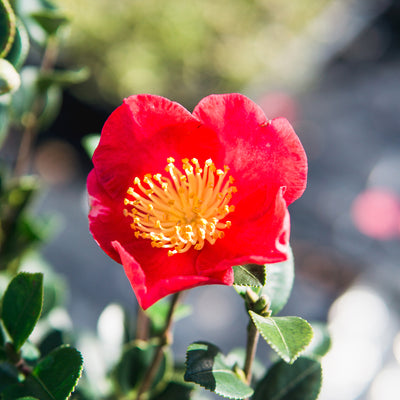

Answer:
[135,306,150,341]
[135,292,182,400]
[243,318,260,386]
[13,36,59,176]
[5,342,32,376]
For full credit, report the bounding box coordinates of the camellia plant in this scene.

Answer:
[84,93,328,400]
[1,1,331,399]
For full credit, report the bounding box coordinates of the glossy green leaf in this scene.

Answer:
[262,247,295,315]
[249,312,313,364]
[32,346,83,400]
[16,397,40,400]
[0,0,16,58]
[233,264,266,287]
[2,374,53,400]
[184,342,253,399]
[1,272,43,350]
[6,19,30,70]
[29,10,69,36]
[112,340,172,396]
[81,134,100,159]
[253,357,322,400]
[303,322,331,359]
[146,300,192,334]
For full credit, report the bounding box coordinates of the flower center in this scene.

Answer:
[123,157,237,256]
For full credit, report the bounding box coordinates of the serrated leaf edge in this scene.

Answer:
[184,343,253,400]
[2,272,44,350]
[232,265,266,288]
[258,357,324,400]
[249,312,314,364]
[33,345,83,400]
[272,358,323,400]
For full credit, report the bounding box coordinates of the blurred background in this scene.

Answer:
[2,0,400,398]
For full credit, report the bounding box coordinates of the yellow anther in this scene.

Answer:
[123,157,237,255]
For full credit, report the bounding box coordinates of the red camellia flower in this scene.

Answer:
[87,94,307,309]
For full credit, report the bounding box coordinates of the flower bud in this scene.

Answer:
[0,59,21,95]
[254,295,271,316]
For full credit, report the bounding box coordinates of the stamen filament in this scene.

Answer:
[123,157,237,255]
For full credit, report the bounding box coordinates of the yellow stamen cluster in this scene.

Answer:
[123,157,237,256]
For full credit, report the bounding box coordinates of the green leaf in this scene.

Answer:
[0,0,16,58]
[112,340,172,397]
[146,300,192,334]
[32,346,83,400]
[303,322,331,359]
[262,247,295,315]
[233,264,266,287]
[29,10,69,36]
[38,67,90,91]
[252,357,322,400]
[249,312,313,364]
[37,84,62,130]
[38,328,63,356]
[16,397,40,400]
[184,342,253,399]
[81,134,100,159]
[1,272,43,350]
[2,374,53,400]
[6,19,30,70]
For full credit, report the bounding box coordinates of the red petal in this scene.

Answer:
[193,93,307,205]
[87,169,129,263]
[93,94,222,199]
[196,187,290,274]
[88,170,234,308]
[112,241,233,309]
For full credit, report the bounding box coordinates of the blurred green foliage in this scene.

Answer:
[58,0,330,108]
